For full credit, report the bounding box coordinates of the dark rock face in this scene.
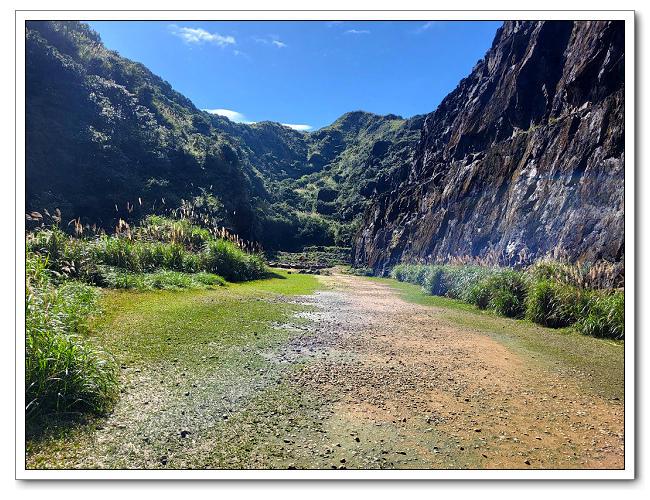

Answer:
[352,21,625,276]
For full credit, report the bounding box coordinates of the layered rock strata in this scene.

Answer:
[352,20,625,280]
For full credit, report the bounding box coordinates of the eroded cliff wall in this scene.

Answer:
[352,21,625,277]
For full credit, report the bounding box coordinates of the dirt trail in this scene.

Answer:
[283,271,624,470]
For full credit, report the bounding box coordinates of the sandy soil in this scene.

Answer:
[284,271,624,470]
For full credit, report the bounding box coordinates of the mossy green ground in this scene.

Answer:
[26,270,326,469]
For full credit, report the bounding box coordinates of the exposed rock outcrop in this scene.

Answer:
[352,21,625,277]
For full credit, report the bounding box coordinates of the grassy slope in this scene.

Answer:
[374,278,624,401]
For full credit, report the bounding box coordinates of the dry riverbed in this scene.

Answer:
[283,272,624,470]
[25,270,625,472]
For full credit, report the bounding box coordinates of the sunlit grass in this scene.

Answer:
[26,252,119,422]
[389,262,624,340]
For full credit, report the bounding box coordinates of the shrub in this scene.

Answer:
[95,266,226,290]
[200,239,266,282]
[445,266,496,301]
[525,278,584,328]
[575,290,625,340]
[421,265,447,296]
[388,260,624,340]
[485,269,528,318]
[466,282,491,309]
[390,264,429,286]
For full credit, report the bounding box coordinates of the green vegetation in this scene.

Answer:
[25,214,268,428]
[26,215,266,287]
[26,251,118,421]
[266,246,351,269]
[26,21,423,252]
[390,261,624,340]
[26,270,322,468]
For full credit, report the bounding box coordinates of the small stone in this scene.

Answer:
[184,391,190,396]
[180,430,191,438]
[355,437,360,442]
[474,428,482,432]
[287,463,296,469]
[524,459,531,465]
[160,455,168,465]
[340,458,346,463]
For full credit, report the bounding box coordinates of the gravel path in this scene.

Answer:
[282,272,625,470]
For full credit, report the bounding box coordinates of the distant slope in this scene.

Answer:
[25,21,423,251]
[352,21,625,277]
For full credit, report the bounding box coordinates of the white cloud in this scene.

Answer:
[203,110,311,131]
[326,21,343,28]
[415,21,439,34]
[252,34,287,47]
[282,124,312,131]
[204,109,255,124]
[169,24,235,47]
[344,29,370,35]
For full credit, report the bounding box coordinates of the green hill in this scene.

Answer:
[25,21,423,252]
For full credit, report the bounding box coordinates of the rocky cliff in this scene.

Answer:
[352,21,625,278]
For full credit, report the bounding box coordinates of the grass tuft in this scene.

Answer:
[26,251,118,422]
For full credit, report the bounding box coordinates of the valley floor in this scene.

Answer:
[24,270,625,475]
[289,272,625,472]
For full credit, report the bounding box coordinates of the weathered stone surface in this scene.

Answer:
[352,21,625,277]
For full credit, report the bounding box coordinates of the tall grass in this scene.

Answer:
[26,215,268,287]
[25,213,268,423]
[26,252,118,421]
[390,260,624,340]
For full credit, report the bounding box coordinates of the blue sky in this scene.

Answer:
[84,20,503,132]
